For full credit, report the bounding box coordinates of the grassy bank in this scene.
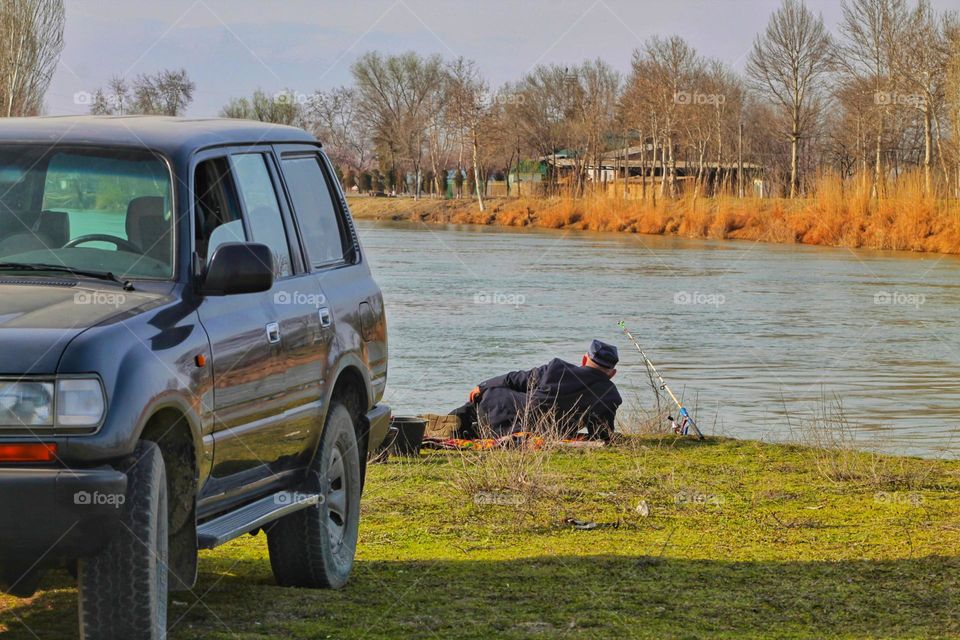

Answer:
[348,176,960,254]
[3,436,959,639]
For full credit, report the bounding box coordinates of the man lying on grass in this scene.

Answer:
[449,340,623,442]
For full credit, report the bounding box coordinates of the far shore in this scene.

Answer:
[347,191,960,256]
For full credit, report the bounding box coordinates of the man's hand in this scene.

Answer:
[469,386,482,403]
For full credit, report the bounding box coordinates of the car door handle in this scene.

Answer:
[318,307,332,328]
[266,322,281,344]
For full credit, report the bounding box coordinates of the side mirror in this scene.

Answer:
[199,242,274,296]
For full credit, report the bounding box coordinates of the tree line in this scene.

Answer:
[4,0,960,203]
[225,0,960,203]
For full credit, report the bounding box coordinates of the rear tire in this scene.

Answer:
[78,441,169,640]
[267,403,361,589]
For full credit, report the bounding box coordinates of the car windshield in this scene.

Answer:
[0,145,174,279]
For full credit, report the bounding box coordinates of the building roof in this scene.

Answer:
[600,144,651,160]
[0,116,317,156]
[547,156,761,170]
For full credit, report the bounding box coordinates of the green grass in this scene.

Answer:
[3,436,960,639]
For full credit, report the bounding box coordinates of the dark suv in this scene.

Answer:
[0,116,390,639]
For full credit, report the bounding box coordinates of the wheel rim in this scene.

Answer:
[325,446,348,554]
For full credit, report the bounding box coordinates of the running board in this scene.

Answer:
[197,491,320,550]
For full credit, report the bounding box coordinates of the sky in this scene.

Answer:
[47,0,959,117]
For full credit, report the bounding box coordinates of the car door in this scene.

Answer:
[270,147,345,455]
[193,150,310,506]
[250,150,326,465]
[275,146,386,428]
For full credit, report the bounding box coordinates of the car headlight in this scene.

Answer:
[0,377,106,429]
[0,381,54,426]
[56,378,106,426]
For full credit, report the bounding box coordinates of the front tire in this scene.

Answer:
[78,440,169,640]
[267,403,361,589]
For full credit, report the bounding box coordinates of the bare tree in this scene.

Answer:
[829,76,877,183]
[130,68,195,116]
[747,0,832,198]
[946,14,960,195]
[306,87,370,175]
[706,61,746,195]
[570,60,620,194]
[89,89,111,116]
[0,0,64,117]
[495,84,531,197]
[447,58,491,210]
[632,36,702,198]
[897,0,950,193]
[351,52,405,189]
[351,51,444,198]
[93,69,195,117]
[621,51,662,201]
[106,76,130,115]
[837,0,908,197]
[424,77,455,198]
[220,89,302,125]
[512,67,564,194]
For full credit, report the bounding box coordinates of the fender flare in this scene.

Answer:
[324,352,374,415]
[132,392,206,477]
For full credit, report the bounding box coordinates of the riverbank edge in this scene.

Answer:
[346,194,960,256]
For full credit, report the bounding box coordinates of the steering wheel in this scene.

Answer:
[63,234,143,254]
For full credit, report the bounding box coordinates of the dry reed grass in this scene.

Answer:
[348,171,960,254]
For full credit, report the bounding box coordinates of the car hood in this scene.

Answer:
[0,281,163,375]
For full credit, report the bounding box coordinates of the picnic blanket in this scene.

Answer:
[421,431,606,451]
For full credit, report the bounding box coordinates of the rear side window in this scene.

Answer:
[281,155,347,267]
[231,153,292,278]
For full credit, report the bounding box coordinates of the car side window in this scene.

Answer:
[231,153,292,279]
[280,154,348,267]
[194,157,246,266]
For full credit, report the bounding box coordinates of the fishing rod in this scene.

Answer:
[618,321,704,440]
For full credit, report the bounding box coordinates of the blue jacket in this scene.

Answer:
[477,358,622,439]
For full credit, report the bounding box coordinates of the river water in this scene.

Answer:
[357,220,960,458]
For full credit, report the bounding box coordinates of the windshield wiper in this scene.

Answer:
[0,263,135,291]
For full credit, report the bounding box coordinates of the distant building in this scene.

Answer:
[541,144,761,188]
[502,143,764,197]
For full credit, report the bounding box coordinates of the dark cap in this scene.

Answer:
[587,340,619,369]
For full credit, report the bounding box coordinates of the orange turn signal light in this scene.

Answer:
[0,443,58,462]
